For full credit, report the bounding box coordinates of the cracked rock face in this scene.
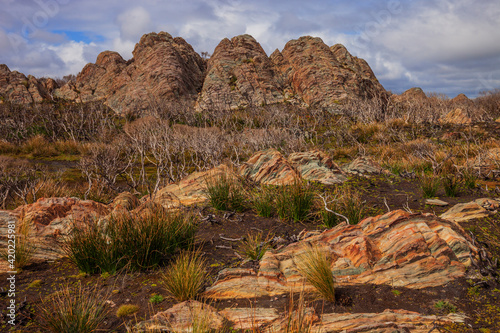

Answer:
[205,210,478,299]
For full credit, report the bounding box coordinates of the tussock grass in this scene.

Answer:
[0,218,37,270]
[37,283,109,333]
[239,232,271,261]
[442,175,459,197]
[295,245,335,303]
[252,185,275,217]
[204,173,246,212]
[163,250,207,301]
[420,173,440,198]
[276,180,315,222]
[337,187,365,225]
[64,207,197,274]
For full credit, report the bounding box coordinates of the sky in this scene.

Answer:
[1,0,499,98]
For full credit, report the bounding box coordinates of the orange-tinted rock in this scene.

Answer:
[154,164,236,208]
[0,64,56,104]
[288,150,346,184]
[440,108,472,125]
[55,32,206,114]
[391,87,427,103]
[197,35,284,110]
[135,300,224,332]
[205,210,478,299]
[440,198,499,222]
[271,37,386,108]
[239,149,300,185]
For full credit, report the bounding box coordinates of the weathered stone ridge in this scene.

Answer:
[196,34,284,110]
[205,210,478,299]
[1,32,386,113]
[55,32,206,115]
[0,64,57,104]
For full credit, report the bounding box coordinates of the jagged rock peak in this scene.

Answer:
[196,34,284,110]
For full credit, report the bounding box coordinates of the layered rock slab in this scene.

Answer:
[205,210,478,299]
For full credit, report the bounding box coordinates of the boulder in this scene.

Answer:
[205,210,478,299]
[0,197,109,262]
[344,156,387,176]
[440,198,499,222]
[440,108,472,125]
[288,150,346,184]
[239,148,300,185]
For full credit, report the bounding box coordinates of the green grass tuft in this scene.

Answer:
[163,250,207,302]
[275,180,315,222]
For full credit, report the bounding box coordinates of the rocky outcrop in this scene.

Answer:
[239,149,346,185]
[2,32,385,112]
[134,301,466,332]
[205,210,478,299]
[0,64,57,104]
[440,198,499,222]
[0,197,110,262]
[55,32,206,115]
[343,156,387,176]
[196,35,284,110]
[271,37,386,108]
[440,108,472,125]
[391,87,427,104]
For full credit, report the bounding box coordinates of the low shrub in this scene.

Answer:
[276,180,315,222]
[64,207,197,274]
[116,304,139,318]
[37,284,109,333]
[163,250,207,301]
[294,244,335,302]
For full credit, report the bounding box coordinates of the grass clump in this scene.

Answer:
[434,300,457,313]
[320,209,340,228]
[239,232,271,261]
[420,173,440,198]
[294,244,335,303]
[163,250,207,301]
[204,173,246,212]
[461,168,477,189]
[252,185,275,217]
[64,207,197,274]
[0,219,37,270]
[276,180,315,222]
[37,284,109,333]
[116,304,139,318]
[337,187,365,225]
[442,175,459,197]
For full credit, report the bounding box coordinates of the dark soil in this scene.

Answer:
[1,173,500,333]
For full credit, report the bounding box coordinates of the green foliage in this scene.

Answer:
[420,173,440,198]
[204,173,246,212]
[163,250,207,302]
[295,245,335,302]
[252,185,275,217]
[461,168,477,189]
[64,207,197,274]
[37,284,109,333]
[338,187,365,225]
[391,289,401,296]
[239,232,271,261]
[149,294,164,304]
[435,300,457,313]
[442,175,459,197]
[320,209,340,228]
[116,304,139,318]
[275,180,315,222]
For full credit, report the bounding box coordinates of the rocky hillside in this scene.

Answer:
[0,32,386,115]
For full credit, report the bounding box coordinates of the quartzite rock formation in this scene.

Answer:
[1,32,386,114]
[55,32,206,114]
[205,210,478,299]
[0,64,57,104]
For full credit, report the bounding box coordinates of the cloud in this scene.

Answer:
[116,6,153,42]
